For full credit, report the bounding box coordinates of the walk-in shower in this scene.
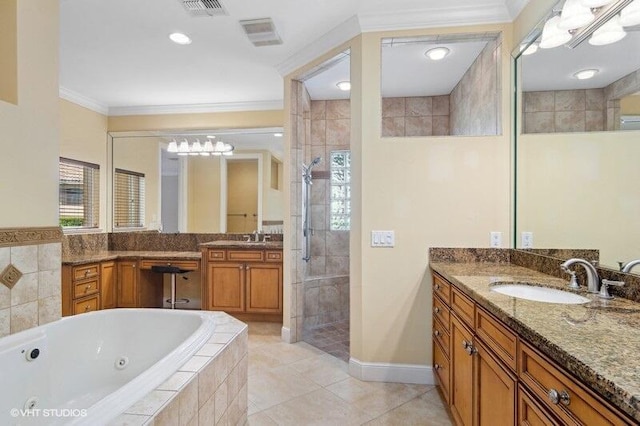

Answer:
[302,156,321,262]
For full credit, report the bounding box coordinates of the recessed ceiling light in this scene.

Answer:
[573,69,599,80]
[424,47,450,61]
[274,132,283,137]
[169,32,192,45]
[336,81,351,91]
[206,135,216,139]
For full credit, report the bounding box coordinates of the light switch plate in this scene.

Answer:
[371,230,395,247]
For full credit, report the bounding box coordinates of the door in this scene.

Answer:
[117,261,138,308]
[450,313,474,426]
[208,262,245,312]
[245,263,282,313]
[100,261,117,309]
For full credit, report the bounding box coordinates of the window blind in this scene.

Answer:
[59,157,100,229]
[114,168,145,228]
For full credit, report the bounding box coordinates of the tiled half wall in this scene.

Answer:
[0,227,62,337]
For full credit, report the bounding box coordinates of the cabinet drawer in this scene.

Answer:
[433,273,451,305]
[451,286,475,329]
[139,259,200,270]
[228,250,264,262]
[265,251,282,262]
[433,294,450,326]
[518,386,561,426]
[476,307,517,372]
[433,315,450,358]
[73,279,99,299]
[72,264,99,281]
[433,337,450,404]
[74,295,99,315]
[519,341,629,426]
[208,250,226,261]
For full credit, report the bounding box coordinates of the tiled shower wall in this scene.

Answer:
[523,89,606,133]
[450,35,502,136]
[381,96,450,137]
[0,228,62,337]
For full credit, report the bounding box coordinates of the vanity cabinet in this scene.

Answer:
[62,263,101,316]
[432,271,633,426]
[203,247,283,319]
[100,261,117,310]
[117,260,138,308]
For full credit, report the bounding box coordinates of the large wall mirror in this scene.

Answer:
[514,0,640,271]
[380,32,503,137]
[109,128,284,234]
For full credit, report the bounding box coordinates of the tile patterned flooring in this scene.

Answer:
[247,322,452,425]
[302,319,350,362]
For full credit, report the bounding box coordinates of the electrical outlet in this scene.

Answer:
[521,232,533,249]
[490,232,502,248]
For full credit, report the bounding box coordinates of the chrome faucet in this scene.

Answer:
[560,258,600,293]
[621,259,640,273]
[253,230,260,242]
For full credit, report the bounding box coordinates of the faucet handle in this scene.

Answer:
[567,272,580,290]
[599,279,625,299]
[618,261,625,271]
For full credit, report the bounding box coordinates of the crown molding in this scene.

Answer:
[59,87,109,115]
[108,100,284,116]
[505,0,531,19]
[358,5,512,32]
[276,15,361,77]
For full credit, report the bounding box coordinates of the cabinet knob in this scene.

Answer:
[434,284,440,290]
[548,389,570,406]
[239,265,243,270]
[434,330,441,337]
[85,284,91,292]
[246,265,250,270]
[434,307,440,314]
[462,340,476,355]
[434,363,441,371]
[84,305,90,312]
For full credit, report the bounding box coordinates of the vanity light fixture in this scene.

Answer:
[167,138,234,156]
[169,32,192,45]
[620,0,640,26]
[336,81,351,91]
[540,16,573,48]
[573,68,599,79]
[273,132,283,137]
[520,42,539,55]
[589,14,627,45]
[424,47,450,60]
[558,0,595,30]
[581,0,616,7]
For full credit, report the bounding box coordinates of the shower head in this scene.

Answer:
[310,156,321,167]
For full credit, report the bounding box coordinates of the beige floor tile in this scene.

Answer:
[247,321,282,336]
[366,389,453,426]
[256,341,325,365]
[261,388,375,426]
[247,411,279,425]
[326,378,431,418]
[288,353,350,386]
[249,364,321,410]
[248,333,283,350]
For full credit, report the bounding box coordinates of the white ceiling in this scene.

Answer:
[59,0,528,115]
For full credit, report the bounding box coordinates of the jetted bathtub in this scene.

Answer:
[0,308,216,425]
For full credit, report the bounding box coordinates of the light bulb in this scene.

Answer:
[589,15,626,46]
[167,140,178,153]
[540,16,572,49]
[620,0,640,27]
[558,0,595,30]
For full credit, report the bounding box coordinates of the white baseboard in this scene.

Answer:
[349,357,435,385]
[281,326,292,343]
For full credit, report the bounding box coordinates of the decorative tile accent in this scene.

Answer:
[0,227,62,248]
[0,264,22,289]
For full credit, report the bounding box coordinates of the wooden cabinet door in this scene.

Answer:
[100,261,117,310]
[245,263,282,313]
[475,339,517,426]
[117,261,138,308]
[207,262,245,312]
[450,313,475,426]
[518,386,561,426]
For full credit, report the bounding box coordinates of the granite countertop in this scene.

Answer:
[199,240,284,249]
[431,261,640,422]
[63,251,201,265]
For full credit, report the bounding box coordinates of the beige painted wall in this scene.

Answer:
[262,152,284,223]
[0,0,59,227]
[187,156,222,233]
[621,95,640,115]
[0,0,17,104]
[59,99,109,230]
[227,160,259,233]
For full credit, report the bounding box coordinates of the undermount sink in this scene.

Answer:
[490,284,590,304]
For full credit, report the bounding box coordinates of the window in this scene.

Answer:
[59,158,100,229]
[114,168,145,228]
[330,150,351,231]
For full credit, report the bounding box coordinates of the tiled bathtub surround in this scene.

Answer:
[0,227,62,337]
[111,313,248,425]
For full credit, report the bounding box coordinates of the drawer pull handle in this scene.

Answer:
[548,389,570,406]
[434,307,440,314]
[84,305,90,312]
[85,285,91,291]
[434,330,441,337]
[462,340,476,356]
[434,363,441,371]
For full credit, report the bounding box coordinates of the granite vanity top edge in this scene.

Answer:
[62,251,202,265]
[199,241,284,249]
[430,261,640,422]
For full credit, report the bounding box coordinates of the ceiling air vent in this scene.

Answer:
[180,0,228,17]
[239,18,283,47]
